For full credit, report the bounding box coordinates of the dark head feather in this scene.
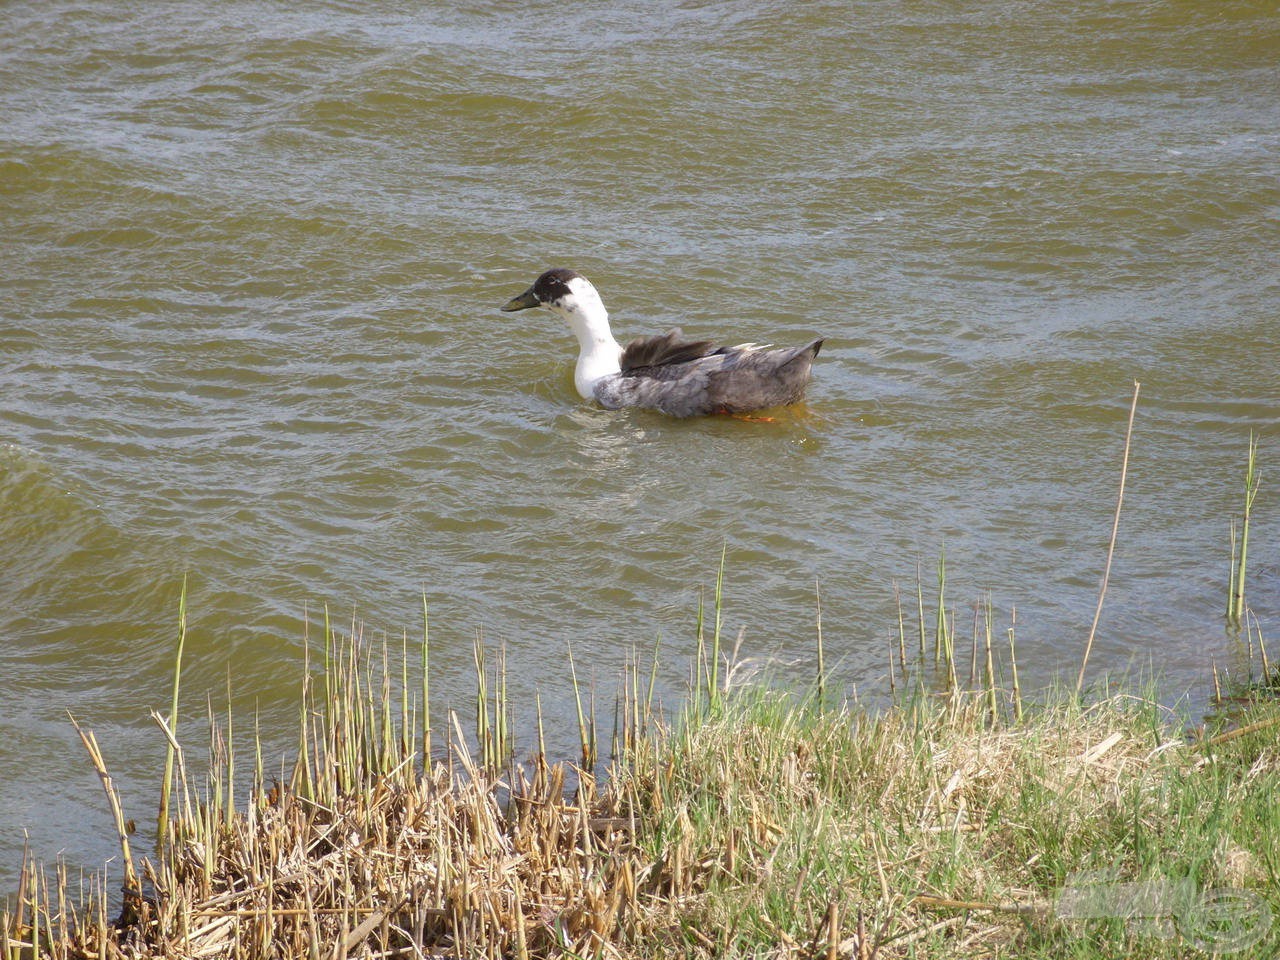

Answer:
[530,268,582,304]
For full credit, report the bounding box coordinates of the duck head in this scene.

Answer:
[501,268,601,315]
[501,268,623,399]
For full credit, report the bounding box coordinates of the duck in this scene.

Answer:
[500,268,823,417]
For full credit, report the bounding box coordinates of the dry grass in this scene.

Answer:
[129,749,640,959]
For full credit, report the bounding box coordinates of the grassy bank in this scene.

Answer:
[5,602,1279,959]
[7,403,1271,958]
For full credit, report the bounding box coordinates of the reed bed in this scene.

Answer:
[6,609,648,960]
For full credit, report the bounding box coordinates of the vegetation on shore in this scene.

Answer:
[4,432,1274,958]
[5,577,1279,959]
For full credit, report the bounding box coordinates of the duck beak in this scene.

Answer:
[501,285,540,312]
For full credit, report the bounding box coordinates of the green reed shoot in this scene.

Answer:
[713,544,725,702]
[568,645,595,769]
[893,580,908,673]
[983,595,997,723]
[815,579,826,702]
[693,547,729,714]
[934,548,947,667]
[1254,611,1271,678]
[1009,608,1023,722]
[223,673,235,830]
[969,601,980,687]
[472,629,492,771]
[421,592,431,765]
[535,689,546,759]
[916,558,927,659]
[497,642,510,771]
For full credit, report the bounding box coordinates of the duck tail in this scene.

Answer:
[780,338,824,367]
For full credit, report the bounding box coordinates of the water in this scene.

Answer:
[2,0,1277,893]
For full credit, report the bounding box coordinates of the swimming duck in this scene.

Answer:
[500,268,823,417]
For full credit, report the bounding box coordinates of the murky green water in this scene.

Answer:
[2,0,1277,891]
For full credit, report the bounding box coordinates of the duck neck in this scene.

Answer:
[555,297,621,399]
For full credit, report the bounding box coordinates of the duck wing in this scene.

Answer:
[705,339,824,414]
[618,328,718,373]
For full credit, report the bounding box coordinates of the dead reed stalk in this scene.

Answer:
[1076,379,1140,696]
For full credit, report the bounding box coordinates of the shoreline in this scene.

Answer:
[6,611,1278,959]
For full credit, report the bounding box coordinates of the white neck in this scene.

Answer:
[548,281,621,399]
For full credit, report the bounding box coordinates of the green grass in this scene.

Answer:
[620,679,1280,957]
